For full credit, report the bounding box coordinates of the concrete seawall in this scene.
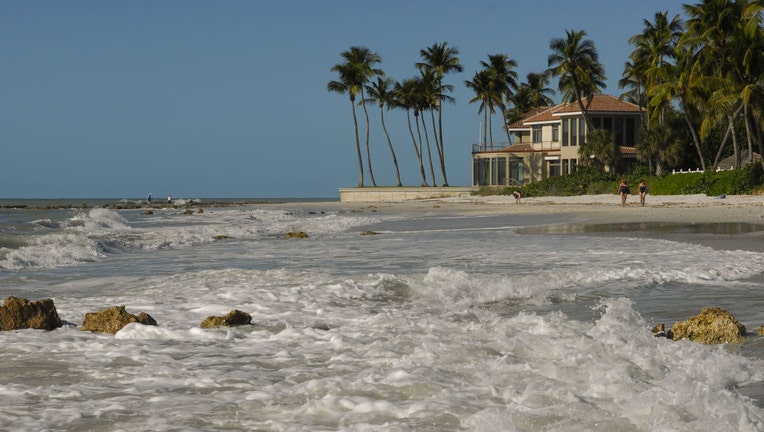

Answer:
[339,187,475,203]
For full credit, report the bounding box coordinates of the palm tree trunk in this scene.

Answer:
[437,101,449,187]
[379,108,402,186]
[407,110,427,186]
[728,113,740,169]
[414,112,429,186]
[488,102,494,146]
[744,104,754,165]
[429,109,442,185]
[360,90,376,186]
[712,125,732,169]
[681,99,707,172]
[350,99,364,187]
[421,114,437,186]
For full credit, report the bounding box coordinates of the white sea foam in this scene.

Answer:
[0,205,762,430]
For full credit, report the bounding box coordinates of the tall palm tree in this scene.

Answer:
[417,42,463,186]
[465,69,501,149]
[681,0,749,169]
[627,11,684,128]
[648,45,710,172]
[523,71,556,108]
[507,72,555,126]
[415,73,438,185]
[327,46,382,187]
[365,76,402,186]
[328,62,364,187]
[480,54,519,144]
[393,79,428,186]
[547,29,606,131]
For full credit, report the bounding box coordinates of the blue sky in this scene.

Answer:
[1,0,684,199]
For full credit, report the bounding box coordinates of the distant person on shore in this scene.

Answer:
[638,180,647,206]
[617,180,629,207]
[147,193,152,206]
[512,190,521,204]
[167,194,173,205]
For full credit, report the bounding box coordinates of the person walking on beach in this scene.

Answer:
[638,180,647,206]
[512,190,521,204]
[617,180,629,207]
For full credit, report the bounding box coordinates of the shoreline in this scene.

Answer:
[264,193,764,253]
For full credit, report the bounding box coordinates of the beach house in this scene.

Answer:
[472,94,644,187]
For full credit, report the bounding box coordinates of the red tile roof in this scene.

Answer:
[509,95,644,129]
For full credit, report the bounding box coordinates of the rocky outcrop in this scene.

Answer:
[0,296,62,331]
[759,325,764,336]
[82,305,157,334]
[670,307,746,344]
[285,231,309,239]
[200,309,252,328]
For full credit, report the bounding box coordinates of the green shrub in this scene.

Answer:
[478,162,764,197]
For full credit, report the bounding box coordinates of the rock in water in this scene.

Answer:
[0,296,62,331]
[671,307,746,344]
[82,305,157,334]
[201,309,252,328]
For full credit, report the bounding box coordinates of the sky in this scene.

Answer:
[0,0,687,199]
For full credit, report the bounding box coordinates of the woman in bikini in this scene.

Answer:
[638,180,647,206]
[617,180,630,207]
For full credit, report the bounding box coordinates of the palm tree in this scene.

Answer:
[393,79,428,186]
[627,11,683,128]
[680,0,751,169]
[327,46,382,188]
[365,76,402,186]
[415,73,438,185]
[417,42,463,186]
[547,29,606,131]
[464,69,501,149]
[480,54,519,144]
[648,45,710,172]
[523,71,556,108]
[328,62,364,187]
[507,72,555,125]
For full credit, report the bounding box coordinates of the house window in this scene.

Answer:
[552,124,559,142]
[548,159,561,177]
[614,118,624,146]
[578,118,586,145]
[532,126,542,143]
[626,118,636,147]
[473,158,490,186]
[562,159,569,175]
[570,119,577,146]
[562,119,569,146]
[510,157,524,184]
[570,158,577,174]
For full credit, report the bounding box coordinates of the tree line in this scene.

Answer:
[329,0,764,187]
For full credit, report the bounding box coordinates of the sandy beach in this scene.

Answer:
[267,193,764,253]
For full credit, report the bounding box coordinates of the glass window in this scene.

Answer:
[570,158,577,174]
[532,126,542,143]
[497,157,507,186]
[552,124,559,142]
[562,159,569,175]
[626,118,636,147]
[603,117,612,133]
[570,119,577,146]
[578,118,586,146]
[562,119,569,146]
[473,158,490,186]
[549,160,561,177]
[614,118,624,147]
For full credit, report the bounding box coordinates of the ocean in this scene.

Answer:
[0,198,762,431]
